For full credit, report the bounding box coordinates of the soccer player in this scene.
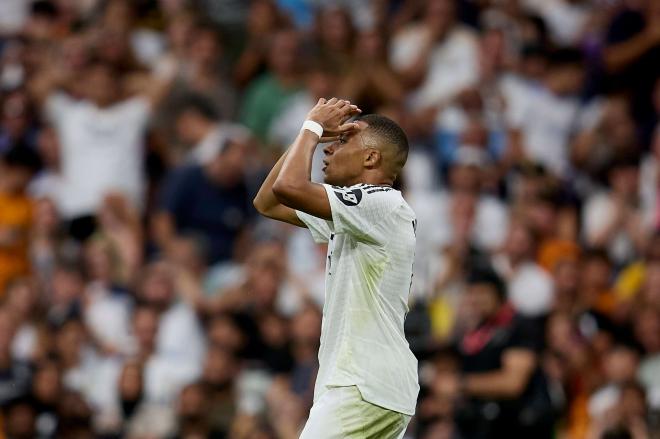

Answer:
[254,98,419,438]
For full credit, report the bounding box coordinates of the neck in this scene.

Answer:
[350,171,394,187]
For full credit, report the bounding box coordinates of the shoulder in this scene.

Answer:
[330,183,402,206]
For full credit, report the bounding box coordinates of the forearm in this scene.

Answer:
[463,371,529,399]
[151,213,176,250]
[253,149,290,214]
[272,130,331,219]
[273,131,317,198]
[603,32,658,73]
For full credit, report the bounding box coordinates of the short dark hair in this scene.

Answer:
[357,114,409,169]
[177,94,219,121]
[467,267,507,301]
[548,47,584,68]
[31,0,58,19]
[609,152,639,171]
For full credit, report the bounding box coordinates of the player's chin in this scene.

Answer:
[323,173,338,186]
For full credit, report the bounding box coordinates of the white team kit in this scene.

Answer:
[296,183,419,439]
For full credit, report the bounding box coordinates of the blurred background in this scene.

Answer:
[0,0,659,438]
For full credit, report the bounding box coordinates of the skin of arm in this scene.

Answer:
[272,130,333,220]
[253,149,306,226]
[151,211,177,252]
[462,348,537,399]
[602,27,660,73]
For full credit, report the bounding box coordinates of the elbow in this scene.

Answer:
[500,376,530,399]
[252,196,266,215]
[272,179,295,204]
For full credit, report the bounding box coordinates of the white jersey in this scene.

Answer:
[296,183,419,415]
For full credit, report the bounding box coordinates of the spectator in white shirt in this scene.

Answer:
[137,261,206,366]
[503,48,586,177]
[390,0,480,125]
[29,57,175,240]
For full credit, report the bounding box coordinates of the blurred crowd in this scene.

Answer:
[0,0,659,438]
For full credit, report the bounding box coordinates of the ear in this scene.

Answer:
[364,149,381,169]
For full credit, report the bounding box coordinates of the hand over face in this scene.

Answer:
[306,97,361,139]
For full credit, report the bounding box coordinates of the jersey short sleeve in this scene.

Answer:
[296,210,332,244]
[323,183,401,244]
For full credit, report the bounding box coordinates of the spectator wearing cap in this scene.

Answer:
[451,268,555,439]
[0,146,40,295]
[174,94,250,166]
[153,136,254,265]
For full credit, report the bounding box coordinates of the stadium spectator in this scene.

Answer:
[29,55,175,239]
[583,154,648,267]
[240,29,303,143]
[452,268,555,439]
[0,146,40,294]
[173,94,249,166]
[153,138,253,265]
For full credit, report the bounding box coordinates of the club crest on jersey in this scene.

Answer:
[334,188,362,206]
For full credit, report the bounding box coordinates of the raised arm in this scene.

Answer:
[254,98,360,223]
[122,56,178,110]
[253,149,306,226]
[603,26,660,73]
[271,98,360,219]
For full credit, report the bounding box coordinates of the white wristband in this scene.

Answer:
[301,120,323,138]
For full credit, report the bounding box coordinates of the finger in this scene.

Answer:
[336,121,360,132]
[317,98,326,105]
[326,97,338,105]
[339,103,358,115]
[320,135,339,143]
